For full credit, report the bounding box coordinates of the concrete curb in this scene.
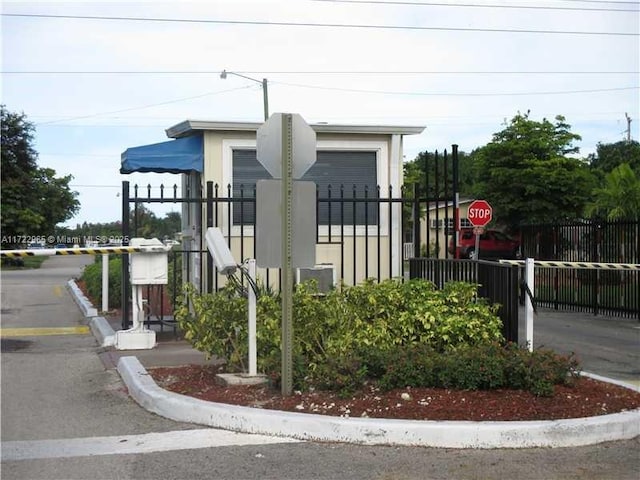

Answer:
[67,279,98,318]
[116,356,640,449]
[582,372,640,392]
[89,316,116,347]
[67,279,115,347]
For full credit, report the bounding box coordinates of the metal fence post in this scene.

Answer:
[248,258,257,376]
[452,144,459,259]
[206,181,214,294]
[412,183,420,257]
[121,181,130,329]
[102,253,109,313]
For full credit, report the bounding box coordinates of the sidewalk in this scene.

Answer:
[95,315,221,370]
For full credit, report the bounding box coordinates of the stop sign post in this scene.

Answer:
[467,200,493,260]
[256,113,317,397]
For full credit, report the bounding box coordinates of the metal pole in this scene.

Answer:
[452,145,460,259]
[412,183,420,258]
[220,70,269,121]
[474,231,480,260]
[248,258,257,376]
[262,78,269,121]
[525,257,535,352]
[281,114,294,396]
[102,253,109,313]
[122,181,130,330]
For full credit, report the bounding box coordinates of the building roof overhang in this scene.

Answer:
[166,119,425,139]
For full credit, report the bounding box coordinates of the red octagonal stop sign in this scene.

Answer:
[467,199,493,227]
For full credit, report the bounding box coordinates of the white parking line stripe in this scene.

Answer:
[1,428,301,461]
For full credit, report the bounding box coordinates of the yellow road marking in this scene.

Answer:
[53,285,64,297]
[0,326,90,337]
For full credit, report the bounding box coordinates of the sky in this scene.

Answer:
[1,0,638,227]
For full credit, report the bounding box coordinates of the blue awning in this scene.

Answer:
[120,134,203,174]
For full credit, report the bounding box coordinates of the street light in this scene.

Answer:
[220,69,269,121]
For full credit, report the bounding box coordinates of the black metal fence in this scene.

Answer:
[521,220,639,319]
[408,258,519,342]
[119,147,462,328]
[521,220,639,263]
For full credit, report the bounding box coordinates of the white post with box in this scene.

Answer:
[115,238,171,350]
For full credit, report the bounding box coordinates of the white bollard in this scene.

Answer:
[248,259,257,376]
[525,257,535,352]
[101,253,109,313]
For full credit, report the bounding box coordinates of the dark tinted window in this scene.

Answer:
[232,149,378,225]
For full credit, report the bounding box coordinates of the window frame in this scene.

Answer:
[222,139,390,237]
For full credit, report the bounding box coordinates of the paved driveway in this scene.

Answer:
[1,257,638,479]
[520,307,640,384]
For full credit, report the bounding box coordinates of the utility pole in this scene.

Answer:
[625,113,632,143]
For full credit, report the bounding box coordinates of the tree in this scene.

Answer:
[1,106,79,245]
[471,112,596,228]
[588,140,640,176]
[55,210,181,244]
[402,149,473,245]
[403,149,474,197]
[586,163,640,220]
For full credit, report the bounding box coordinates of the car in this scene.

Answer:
[449,229,521,260]
[55,243,67,249]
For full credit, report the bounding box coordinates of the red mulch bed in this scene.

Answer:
[148,364,640,422]
[74,277,640,421]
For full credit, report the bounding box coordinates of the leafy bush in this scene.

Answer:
[176,278,504,392]
[166,248,183,305]
[379,342,580,396]
[177,278,580,396]
[80,256,122,309]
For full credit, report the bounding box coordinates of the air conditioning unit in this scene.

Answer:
[296,264,336,294]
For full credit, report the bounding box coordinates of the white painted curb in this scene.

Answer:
[117,356,640,449]
[67,279,98,318]
[68,279,115,347]
[89,317,116,347]
[582,371,640,392]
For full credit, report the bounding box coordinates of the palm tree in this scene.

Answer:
[586,163,640,264]
[586,163,640,220]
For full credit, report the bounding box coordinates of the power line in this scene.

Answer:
[30,80,638,127]
[70,184,121,188]
[274,81,639,96]
[311,0,639,12]
[4,70,638,75]
[554,0,639,4]
[40,152,114,157]
[2,13,637,36]
[35,85,252,126]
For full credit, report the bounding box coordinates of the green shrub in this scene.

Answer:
[166,248,183,303]
[175,283,249,369]
[176,278,505,392]
[80,256,122,309]
[177,278,580,396]
[378,342,580,396]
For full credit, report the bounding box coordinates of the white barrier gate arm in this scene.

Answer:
[1,244,171,258]
[499,259,640,352]
[499,260,640,270]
